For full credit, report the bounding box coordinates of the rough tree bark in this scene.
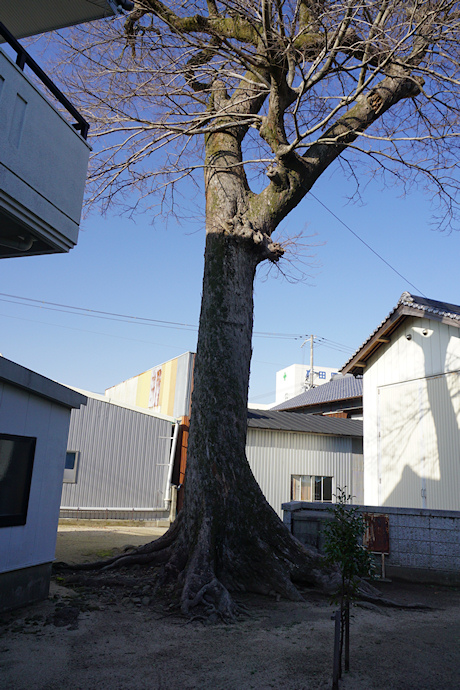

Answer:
[175,122,333,617]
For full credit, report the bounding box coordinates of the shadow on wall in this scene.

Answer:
[380,327,460,510]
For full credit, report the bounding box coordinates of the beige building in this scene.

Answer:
[342,292,460,510]
[105,352,195,418]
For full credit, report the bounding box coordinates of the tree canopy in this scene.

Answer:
[59,0,460,231]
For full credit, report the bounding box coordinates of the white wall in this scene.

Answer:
[275,364,339,404]
[0,382,70,573]
[364,317,460,509]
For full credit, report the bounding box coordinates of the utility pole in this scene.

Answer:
[301,335,316,390]
[309,334,314,389]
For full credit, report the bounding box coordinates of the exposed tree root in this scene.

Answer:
[356,579,434,610]
[55,507,413,621]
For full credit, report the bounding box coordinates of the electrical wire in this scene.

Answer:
[0,292,358,353]
[309,192,427,298]
[0,292,315,342]
[0,293,198,330]
[315,336,355,355]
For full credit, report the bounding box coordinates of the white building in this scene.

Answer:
[342,292,460,511]
[0,357,86,611]
[275,363,339,405]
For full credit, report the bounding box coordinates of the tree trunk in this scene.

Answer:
[184,231,259,558]
[174,227,328,619]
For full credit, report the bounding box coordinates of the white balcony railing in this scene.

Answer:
[0,24,91,258]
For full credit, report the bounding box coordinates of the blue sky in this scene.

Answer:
[2,159,460,405]
[2,27,460,406]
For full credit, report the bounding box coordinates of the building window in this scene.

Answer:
[0,433,36,527]
[291,475,333,503]
[63,451,79,483]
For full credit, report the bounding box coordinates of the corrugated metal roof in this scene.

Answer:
[342,292,460,374]
[247,409,362,437]
[272,375,362,411]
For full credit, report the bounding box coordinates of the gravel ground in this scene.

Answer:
[1,523,459,690]
[55,521,168,564]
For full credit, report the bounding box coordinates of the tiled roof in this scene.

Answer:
[247,409,362,437]
[271,375,362,411]
[398,293,460,321]
[341,292,460,373]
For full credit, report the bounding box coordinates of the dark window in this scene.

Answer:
[65,452,75,470]
[0,434,36,527]
[314,476,322,501]
[323,476,333,502]
[63,451,79,483]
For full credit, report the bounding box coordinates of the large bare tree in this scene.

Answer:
[57,1,460,618]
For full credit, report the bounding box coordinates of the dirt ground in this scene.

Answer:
[1,522,460,690]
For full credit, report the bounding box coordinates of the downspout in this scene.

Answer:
[164,420,180,512]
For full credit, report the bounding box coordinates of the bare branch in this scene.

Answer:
[45,1,460,233]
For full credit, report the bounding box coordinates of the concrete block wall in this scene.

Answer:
[282,501,460,585]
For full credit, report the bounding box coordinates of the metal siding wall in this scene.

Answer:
[377,372,460,510]
[378,380,423,508]
[246,429,354,517]
[351,437,364,503]
[106,377,138,407]
[424,372,460,510]
[62,397,173,510]
[158,359,176,416]
[364,318,460,506]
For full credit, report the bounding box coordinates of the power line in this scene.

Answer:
[0,293,198,331]
[0,310,178,348]
[319,336,355,351]
[309,192,427,298]
[0,292,307,342]
[315,336,355,355]
[0,292,358,353]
